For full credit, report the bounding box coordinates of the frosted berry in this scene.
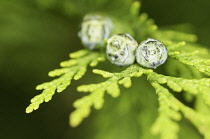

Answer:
[136,38,168,69]
[78,14,112,50]
[106,33,138,66]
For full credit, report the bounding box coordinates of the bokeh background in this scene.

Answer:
[1,0,210,138]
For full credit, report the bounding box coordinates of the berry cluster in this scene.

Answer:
[78,14,168,69]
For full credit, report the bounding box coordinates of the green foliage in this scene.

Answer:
[170,51,210,76]
[147,72,210,139]
[73,65,147,127]
[26,1,210,139]
[26,50,105,113]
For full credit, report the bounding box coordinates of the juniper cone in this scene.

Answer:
[106,33,138,66]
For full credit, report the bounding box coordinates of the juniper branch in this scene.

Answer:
[26,49,105,113]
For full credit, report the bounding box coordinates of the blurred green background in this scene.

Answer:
[1,0,210,138]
